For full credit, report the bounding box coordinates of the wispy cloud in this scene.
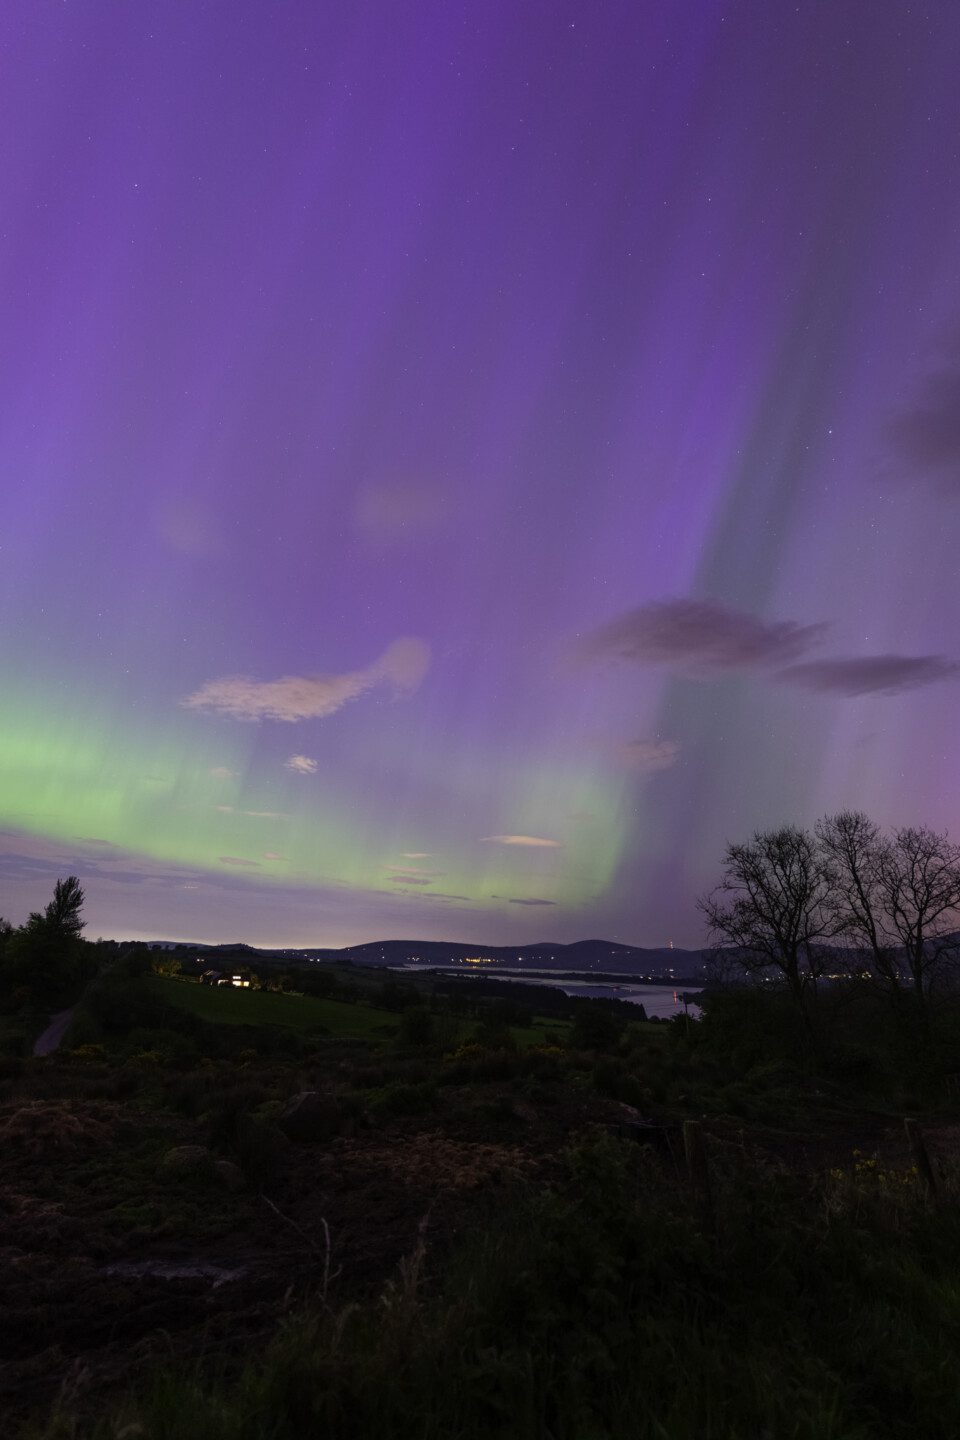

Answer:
[183,638,429,722]
[615,738,681,773]
[389,874,435,886]
[263,851,284,861]
[402,851,433,859]
[779,655,959,696]
[577,599,826,675]
[285,755,318,775]
[219,856,261,868]
[481,834,561,848]
[209,766,237,780]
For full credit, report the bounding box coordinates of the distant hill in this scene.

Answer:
[145,936,707,980]
[336,937,704,978]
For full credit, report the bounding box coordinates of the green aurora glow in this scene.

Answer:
[0,677,627,914]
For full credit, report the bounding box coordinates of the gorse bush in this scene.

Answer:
[366,1079,437,1118]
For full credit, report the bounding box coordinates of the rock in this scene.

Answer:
[214,1159,244,1192]
[160,1147,245,1189]
[611,1119,681,1158]
[278,1091,349,1143]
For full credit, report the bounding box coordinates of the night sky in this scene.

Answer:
[3,1,960,947]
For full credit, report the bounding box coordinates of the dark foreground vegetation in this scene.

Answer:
[4,842,960,1438]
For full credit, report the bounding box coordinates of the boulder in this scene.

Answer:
[213,1159,245,1192]
[278,1091,351,1143]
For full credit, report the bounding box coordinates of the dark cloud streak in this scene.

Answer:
[577,599,827,676]
[779,655,959,696]
[580,598,957,700]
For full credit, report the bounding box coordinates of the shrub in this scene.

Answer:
[367,1080,437,1119]
[397,1005,436,1048]
[299,969,339,999]
[374,978,420,1012]
[569,1003,624,1053]
[592,1057,648,1110]
[0,1100,113,1153]
[469,1019,517,1053]
[204,1079,279,1149]
[439,1047,523,1084]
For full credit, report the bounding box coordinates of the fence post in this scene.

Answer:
[683,1119,714,1227]
[904,1118,939,1201]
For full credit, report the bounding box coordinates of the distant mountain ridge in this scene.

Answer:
[144,936,707,979]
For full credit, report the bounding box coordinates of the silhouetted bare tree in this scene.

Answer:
[705,816,960,1048]
[698,826,834,1029]
[878,827,960,1022]
[817,811,897,984]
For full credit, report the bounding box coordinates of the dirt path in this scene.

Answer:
[32,1008,75,1057]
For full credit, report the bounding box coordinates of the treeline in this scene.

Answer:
[0,877,119,1022]
[699,812,960,1074]
[159,953,647,1036]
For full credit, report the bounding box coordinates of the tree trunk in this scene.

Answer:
[909,956,937,1068]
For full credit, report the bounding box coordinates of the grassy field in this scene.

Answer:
[510,1018,570,1047]
[147,975,567,1047]
[146,976,401,1038]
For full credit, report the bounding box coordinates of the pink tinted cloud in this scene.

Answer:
[183,638,429,722]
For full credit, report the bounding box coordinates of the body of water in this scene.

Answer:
[402,965,702,1019]
[497,978,701,1019]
